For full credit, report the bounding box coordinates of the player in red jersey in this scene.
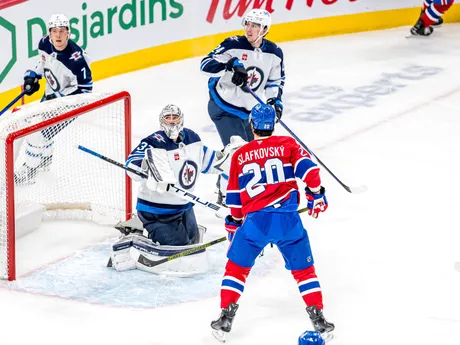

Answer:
[411,0,454,36]
[210,103,334,342]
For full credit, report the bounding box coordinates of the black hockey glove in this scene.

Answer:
[226,57,248,87]
[23,70,41,96]
[267,98,283,121]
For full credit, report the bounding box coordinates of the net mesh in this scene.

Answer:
[0,92,131,280]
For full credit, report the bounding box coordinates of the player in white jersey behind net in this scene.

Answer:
[14,13,92,186]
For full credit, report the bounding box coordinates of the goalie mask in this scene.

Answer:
[159,104,184,140]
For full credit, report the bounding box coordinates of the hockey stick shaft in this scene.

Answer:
[0,90,27,116]
[77,145,229,218]
[244,86,366,194]
[137,236,227,268]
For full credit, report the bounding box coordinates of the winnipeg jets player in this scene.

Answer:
[124,104,242,247]
[200,8,285,205]
[15,13,92,186]
[210,104,334,342]
[24,13,92,100]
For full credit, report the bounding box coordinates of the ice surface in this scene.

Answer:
[1,25,460,345]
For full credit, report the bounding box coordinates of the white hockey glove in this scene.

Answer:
[144,147,177,193]
[212,135,247,175]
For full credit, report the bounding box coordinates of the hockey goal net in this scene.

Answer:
[0,92,132,281]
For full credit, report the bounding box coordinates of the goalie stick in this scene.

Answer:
[136,236,227,268]
[244,86,367,194]
[105,206,314,267]
[77,145,228,219]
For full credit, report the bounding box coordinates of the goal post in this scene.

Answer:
[0,91,132,281]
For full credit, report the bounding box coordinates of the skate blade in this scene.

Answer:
[321,331,335,343]
[212,329,228,343]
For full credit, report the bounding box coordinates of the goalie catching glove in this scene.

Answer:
[305,186,328,218]
[143,147,177,193]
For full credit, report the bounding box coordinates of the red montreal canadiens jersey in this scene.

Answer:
[225,136,321,219]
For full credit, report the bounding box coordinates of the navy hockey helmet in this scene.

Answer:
[249,103,276,131]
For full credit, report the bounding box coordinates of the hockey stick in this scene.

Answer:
[0,90,27,116]
[136,236,227,268]
[244,86,367,194]
[137,207,310,268]
[106,206,311,268]
[77,145,229,218]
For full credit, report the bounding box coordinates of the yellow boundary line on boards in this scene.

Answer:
[1,5,459,108]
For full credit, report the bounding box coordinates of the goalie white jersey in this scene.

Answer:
[200,35,285,120]
[126,128,220,214]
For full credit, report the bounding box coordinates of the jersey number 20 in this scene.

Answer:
[243,158,285,198]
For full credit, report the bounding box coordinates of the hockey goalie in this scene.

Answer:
[109,104,245,276]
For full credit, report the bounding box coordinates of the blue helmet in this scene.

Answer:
[249,103,276,131]
[298,331,325,345]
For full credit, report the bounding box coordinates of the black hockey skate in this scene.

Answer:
[410,18,434,36]
[211,303,239,343]
[306,306,335,341]
[432,16,443,27]
[14,164,38,186]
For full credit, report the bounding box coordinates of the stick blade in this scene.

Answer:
[345,184,368,194]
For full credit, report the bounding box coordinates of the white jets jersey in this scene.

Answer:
[31,36,92,98]
[200,35,285,120]
[126,128,219,215]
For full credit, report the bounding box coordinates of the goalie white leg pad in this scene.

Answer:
[111,249,137,272]
[110,234,209,277]
[135,246,209,277]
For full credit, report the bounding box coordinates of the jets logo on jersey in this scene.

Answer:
[153,133,165,143]
[245,66,264,92]
[44,68,61,92]
[69,52,82,61]
[179,160,198,190]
